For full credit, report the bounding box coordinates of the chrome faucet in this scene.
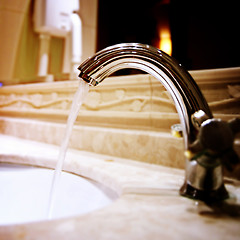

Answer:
[78,43,240,202]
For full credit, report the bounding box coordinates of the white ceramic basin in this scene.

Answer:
[0,163,118,225]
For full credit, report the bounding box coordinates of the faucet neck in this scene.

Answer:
[78,43,212,148]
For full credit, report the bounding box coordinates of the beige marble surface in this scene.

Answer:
[0,117,186,169]
[0,135,239,240]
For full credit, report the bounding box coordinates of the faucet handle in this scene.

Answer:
[186,117,240,171]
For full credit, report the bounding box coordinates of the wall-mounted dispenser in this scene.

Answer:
[33,0,82,81]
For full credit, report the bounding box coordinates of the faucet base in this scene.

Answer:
[180,182,229,203]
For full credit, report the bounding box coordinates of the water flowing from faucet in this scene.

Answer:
[47,80,89,219]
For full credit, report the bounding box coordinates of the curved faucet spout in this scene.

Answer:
[78,43,238,202]
[78,43,212,148]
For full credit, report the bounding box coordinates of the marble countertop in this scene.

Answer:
[0,134,239,240]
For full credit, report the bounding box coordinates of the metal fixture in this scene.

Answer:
[78,43,240,202]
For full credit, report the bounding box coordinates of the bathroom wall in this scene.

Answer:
[0,0,30,84]
[0,0,98,85]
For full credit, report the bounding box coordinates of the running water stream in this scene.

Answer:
[48,80,90,219]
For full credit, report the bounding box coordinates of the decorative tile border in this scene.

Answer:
[0,68,239,131]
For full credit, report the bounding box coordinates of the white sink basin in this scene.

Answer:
[0,163,118,225]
